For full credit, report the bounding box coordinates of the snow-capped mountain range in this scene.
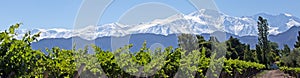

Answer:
[14,9,300,40]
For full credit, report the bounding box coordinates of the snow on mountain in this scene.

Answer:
[13,9,300,40]
[15,28,72,40]
[287,19,300,28]
[284,13,293,17]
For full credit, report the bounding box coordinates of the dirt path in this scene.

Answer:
[257,70,293,78]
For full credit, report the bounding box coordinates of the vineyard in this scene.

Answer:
[280,66,300,77]
[1,16,300,78]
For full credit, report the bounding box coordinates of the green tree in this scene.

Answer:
[178,34,199,53]
[225,36,246,60]
[196,35,212,57]
[0,23,79,77]
[162,47,180,77]
[94,44,123,77]
[135,41,151,66]
[0,23,47,77]
[75,46,103,77]
[244,44,254,62]
[196,35,206,48]
[256,44,263,63]
[44,47,76,77]
[256,16,270,68]
[282,44,291,56]
[281,48,300,67]
[295,31,300,48]
[268,42,280,63]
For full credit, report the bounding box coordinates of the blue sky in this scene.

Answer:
[0,0,299,30]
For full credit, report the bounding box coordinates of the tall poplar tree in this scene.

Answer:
[256,16,270,68]
[294,31,300,48]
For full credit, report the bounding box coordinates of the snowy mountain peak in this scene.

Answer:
[189,9,223,16]
[12,9,300,40]
[151,13,185,25]
[284,13,293,17]
[287,19,300,28]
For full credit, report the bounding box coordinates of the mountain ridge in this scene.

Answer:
[32,26,300,52]
[12,9,300,40]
